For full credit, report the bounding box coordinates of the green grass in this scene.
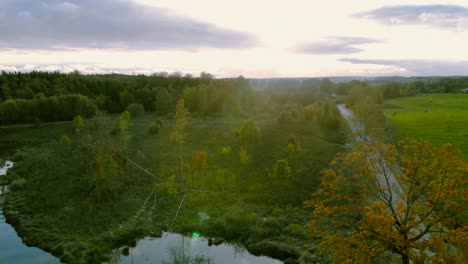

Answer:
[384,94,468,158]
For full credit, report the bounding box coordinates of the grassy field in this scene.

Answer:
[384,94,468,158]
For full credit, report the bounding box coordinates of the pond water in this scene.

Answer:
[0,160,14,176]
[116,232,283,264]
[0,160,61,264]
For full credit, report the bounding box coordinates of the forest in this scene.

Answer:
[2,71,468,125]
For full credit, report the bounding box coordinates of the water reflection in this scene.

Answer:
[116,232,282,264]
[0,160,14,176]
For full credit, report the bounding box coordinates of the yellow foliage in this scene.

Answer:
[239,146,250,165]
[305,138,468,263]
[170,97,189,143]
[287,142,295,153]
[162,174,178,197]
[192,150,208,170]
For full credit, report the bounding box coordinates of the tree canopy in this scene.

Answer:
[306,138,468,264]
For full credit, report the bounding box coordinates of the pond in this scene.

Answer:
[0,160,60,264]
[0,160,14,176]
[116,232,283,264]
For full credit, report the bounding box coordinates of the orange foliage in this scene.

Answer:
[305,138,468,263]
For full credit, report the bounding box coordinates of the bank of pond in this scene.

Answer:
[1,161,59,264]
[1,160,284,264]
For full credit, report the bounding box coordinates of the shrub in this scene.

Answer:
[272,208,284,216]
[239,147,250,165]
[237,120,261,145]
[220,146,232,155]
[149,119,163,134]
[73,115,83,133]
[287,223,307,236]
[287,136,298,153]
[9,178,27,191]
[273,159,291,179]
[247,241,300,261]
[156,119,163,128]
[126,103,144,117]
[59,135,71,145]
[192,151,208,170]
[149,123,161,134]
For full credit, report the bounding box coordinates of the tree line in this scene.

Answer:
[0,71,256,124]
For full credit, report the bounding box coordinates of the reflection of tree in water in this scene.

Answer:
[162,246,212,264]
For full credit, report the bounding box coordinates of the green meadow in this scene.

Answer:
[384,94,468,158]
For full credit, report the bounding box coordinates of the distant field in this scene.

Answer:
[384,94,468,158]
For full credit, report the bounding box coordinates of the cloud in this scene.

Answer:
[0,0,256,50]
[294,37,380,55]
[0,63,142,74]
[0,65,19,72]
[356,5,468,30]
[340,58,468,76]
[0,63,202,75]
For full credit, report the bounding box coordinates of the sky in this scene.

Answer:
[1,0,468,77]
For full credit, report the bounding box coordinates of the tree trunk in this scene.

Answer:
[180,140,184,187]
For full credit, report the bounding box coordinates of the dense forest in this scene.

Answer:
[1,71,467,125]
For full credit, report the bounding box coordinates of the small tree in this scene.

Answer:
[220,146,232,156]
[170,98,190,187]
[191,150,208,187]
[273,159,291,179]
[287,136,298,153]
[149,119,164,135]
[73,115,83,134]
[160,174,178,197]
[59,134,71,145]
[119,111,131,152]
[127,103,144,117]
[237,120,261,145]
[192,151,208,170]
[239,146,250,166]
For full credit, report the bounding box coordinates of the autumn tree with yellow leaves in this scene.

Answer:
[305,138,467,264]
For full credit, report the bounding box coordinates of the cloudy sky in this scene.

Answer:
[1,0,468,77]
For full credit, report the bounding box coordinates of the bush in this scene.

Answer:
[247,241,300,261]
[273,159,291,179]
[9,178,27,191]
[284,258,300,264]
[237,120,261,145]
[272,208,284,216]
[59,135,71,145]
[126,104,144,117]
[156,119,163,128]
[239,147,250,165]
[287,223,307,237]
[149,120,163,134]
[220,146,232,155]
